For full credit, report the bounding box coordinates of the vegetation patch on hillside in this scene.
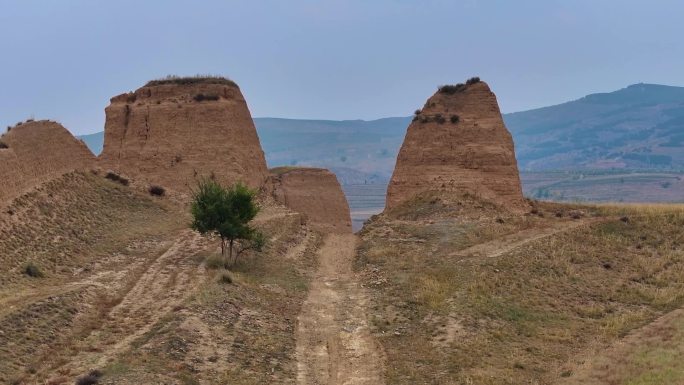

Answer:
[100,206,321,384]
[145,75,238,88]
[357,197,684,384]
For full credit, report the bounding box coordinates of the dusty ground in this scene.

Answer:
[296,234,385,385]
[0,174,321,385]
[561,308,684,385]
[357,195,684,384]
[4,173,684,385]
[42,230,209,379]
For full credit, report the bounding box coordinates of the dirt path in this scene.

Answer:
[47,229,208,378]
[296,233,385,385]
[453,218,604,259]
[560,308,684,384]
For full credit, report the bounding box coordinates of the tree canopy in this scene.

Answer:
[190,179,264,265]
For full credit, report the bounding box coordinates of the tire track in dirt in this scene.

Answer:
[296,233,385,385]
[46,229,208,379]
[559,307,684,384]
[452,218,606,259]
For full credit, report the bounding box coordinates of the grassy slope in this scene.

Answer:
[357,195,684,384]
[82,205,320,385]
[561,308,684,385]
[1,173,321,385]
[0,171,181,383]
[0,171,180,286]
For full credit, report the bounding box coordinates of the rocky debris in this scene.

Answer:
[99,77,268,194]
[362,265,388,287]
[0,120,95,205]
[386,79,526,211]
[264,167,352,234]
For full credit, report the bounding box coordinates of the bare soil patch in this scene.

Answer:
[296,234,385,384]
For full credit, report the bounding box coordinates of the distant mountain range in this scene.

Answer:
[80,83,684,184]
[507,83,684,171]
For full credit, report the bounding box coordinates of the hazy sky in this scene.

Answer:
[1,0,683,135]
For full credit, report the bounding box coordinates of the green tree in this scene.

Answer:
[190,179,265,266]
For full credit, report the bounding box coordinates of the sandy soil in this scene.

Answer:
[452,217,603,259]
[560,308,684,384]
[45,229,207,381]
[296,234,385,385]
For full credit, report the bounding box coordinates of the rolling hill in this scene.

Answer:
[507,83,684,171]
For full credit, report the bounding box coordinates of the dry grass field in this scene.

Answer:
[0,172,322,385]
[357,193,684,384]
[3,172,683,384]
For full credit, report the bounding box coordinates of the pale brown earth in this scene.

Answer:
[386,81,526,211]
[43,229,209,378]
[451,217,605,259]
[99,77,268,194]
[0,178,321,384]
[0,162,381,384]
[358,198,684,384]
[296,233,385,385]
[266,167,352,234]
[560,308,684,385]
[0,120,95,205]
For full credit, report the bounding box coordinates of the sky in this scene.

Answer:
[1,0,683,135]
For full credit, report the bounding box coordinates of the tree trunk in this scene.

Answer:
[229,239,234,265]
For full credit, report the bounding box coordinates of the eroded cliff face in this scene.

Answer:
[265,167,352,234]
[386,81,526,211]
[0,120,95,205]
[99,79,268,193]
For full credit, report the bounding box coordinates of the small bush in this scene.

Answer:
[569,210,584,220]
[620,216,629,223]
[75,374,99,385]
[104,171,129,186]
[105,171,120,182]
[26,118,34,123]
[206,254,228,269]
[414,109,422,116]
[193,93,220,102]
[435,114,446,124]
[217,270,233,284]
[466,76,481,85]
[88,370,103,379]
[149,185,166,196]
[146,75,237,87]
[0,141,8,149]
[23,263,43,278]
[438,83,466,94]
[450,115,460,124]
[74,370,102,385]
